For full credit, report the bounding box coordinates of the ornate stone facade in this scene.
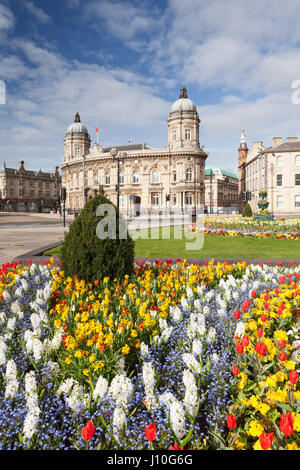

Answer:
[61,86,207,215]
[204,168,238,214]
[238,132,300,216]
[0,161,61,212]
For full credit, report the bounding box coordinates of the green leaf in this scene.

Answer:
[180,427,194,448]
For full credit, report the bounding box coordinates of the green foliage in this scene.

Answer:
[61,194,134,282]
[242,202,253,217]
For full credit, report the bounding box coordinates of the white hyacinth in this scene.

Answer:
[23,370,40,439]
[2,291,11,301]
[0,337,7,365]
[23,407,40,440]
[66,383,89,413]
[182,353,201,374]
[170,400,186,441]
[159,391,177,409]
[5,359,19,399]
[180,297,189,310]
[140,342,149,359]
[183,369,198,417]
[142,362,157,409]
[234,321,246,340]
[207,327,217,344]
[92,375,108,401]
[51,329,64,351]
[192,338,202,356]
[169,305,182,322]
[56,377,76,396]
[11,300,21,315]
[112,406,126,443]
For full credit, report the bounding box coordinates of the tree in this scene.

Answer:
[61,194,134,282]
[242,202,253,217]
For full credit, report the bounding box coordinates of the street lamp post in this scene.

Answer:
[110,148,126,213]
[210,168,213,214]
[82,154,86,209]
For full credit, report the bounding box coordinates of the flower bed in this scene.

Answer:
[0,259,299,450]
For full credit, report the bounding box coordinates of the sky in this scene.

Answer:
[1,0,300,173]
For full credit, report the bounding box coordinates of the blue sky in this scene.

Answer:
[1,0,300,173]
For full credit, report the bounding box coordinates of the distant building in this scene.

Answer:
[61,85,208,215]
[238,132,300,216]
[204,167,239,214]
[0,161,61,212]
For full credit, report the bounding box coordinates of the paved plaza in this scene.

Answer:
[0,212,72,265]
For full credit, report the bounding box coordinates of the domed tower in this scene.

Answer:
[238,130,248,212]
[168,84,200,150]
[63,112,91,163]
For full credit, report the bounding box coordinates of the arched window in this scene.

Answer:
[152,170,159,183]
[276,155,283,167]
[186,168,192,182]
[296,155,300,166]
[105,173,110,185]
[133,172,139,184]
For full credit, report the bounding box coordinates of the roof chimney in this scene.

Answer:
[286,137,298,142]
[272,137,282,148]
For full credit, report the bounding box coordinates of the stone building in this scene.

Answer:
[0,160,61,212]
[238,131,300,216]
[204,167,239,214]
[61,85,208,215]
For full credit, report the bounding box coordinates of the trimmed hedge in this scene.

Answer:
[61,194,134,282]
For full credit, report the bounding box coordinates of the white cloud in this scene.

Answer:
[21,1,52,24]
[0,4,14,34]
[85,0,162,41]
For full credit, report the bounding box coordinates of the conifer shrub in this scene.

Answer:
[242,202,253,217]
[61,194,134,282]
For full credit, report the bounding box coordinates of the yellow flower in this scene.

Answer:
[122,344,130,355]
[293,413,300,432]
[286,442,298,450]
[247,420,264,438]
[83,369,90,377]
[65,356,71,365]
[253,439,263,451]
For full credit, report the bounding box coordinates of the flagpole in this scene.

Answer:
[96,126,99,144]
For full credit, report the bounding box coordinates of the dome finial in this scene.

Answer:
[180,84,188,99]
[74,112,81,123]
[241,129,246,144]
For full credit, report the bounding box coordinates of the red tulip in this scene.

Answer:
[261,314,268,322]
[145,423,157,441]
[279,352,287,361]
[233,309,240,319]
[242,335,249,347]
[241,299,250,312]
[236,343,244,354]
[279,413,294,436]
[289,370,298,384]
[81,419,96,441]
[232,365,240,376]
[255,341,267,356]
[277,340,286,349]
[226,413,237,430]
[259,431,273,450]
[257,327,263,338]
[170,443,184,450]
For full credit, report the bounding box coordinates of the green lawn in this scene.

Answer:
[45,226,300,259]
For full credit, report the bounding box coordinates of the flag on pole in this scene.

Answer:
[96,127,99,144]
